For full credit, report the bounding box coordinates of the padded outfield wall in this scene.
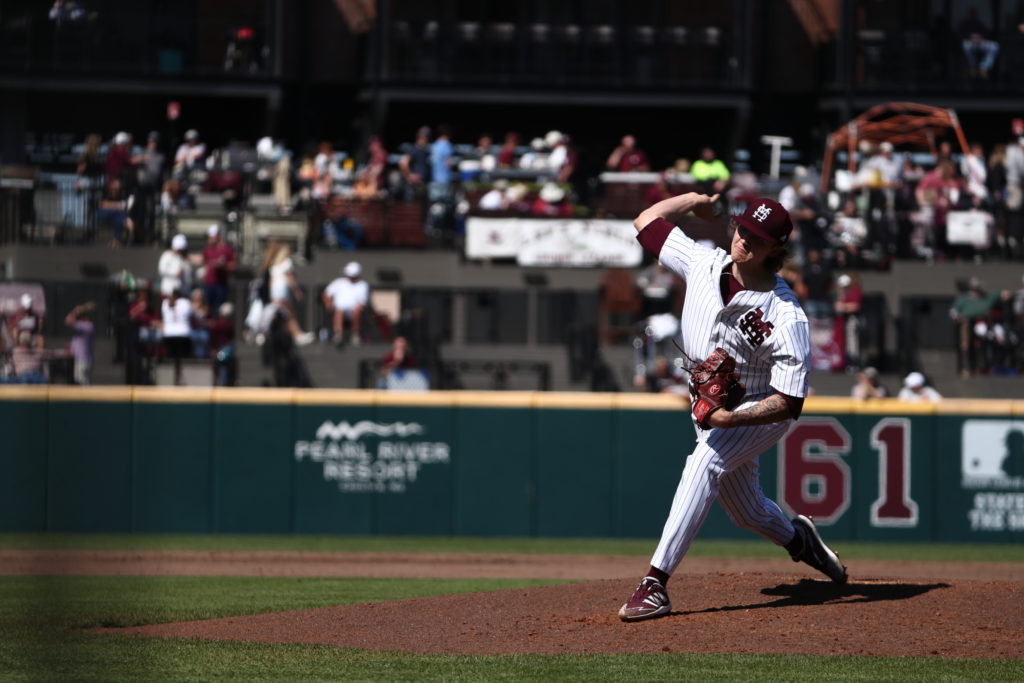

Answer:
[2,386,1022,543]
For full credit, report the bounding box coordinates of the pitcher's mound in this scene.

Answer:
[97,573,1023,658]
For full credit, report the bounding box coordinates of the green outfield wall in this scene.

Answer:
[2,386,1022,542]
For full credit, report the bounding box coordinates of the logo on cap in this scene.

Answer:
[752,204,772,223]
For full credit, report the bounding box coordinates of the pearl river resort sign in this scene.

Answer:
[294,420,451,494]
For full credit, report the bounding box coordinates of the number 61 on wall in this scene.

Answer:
[778,417,919,527]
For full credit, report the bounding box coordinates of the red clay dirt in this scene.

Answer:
[6,550,1020,658]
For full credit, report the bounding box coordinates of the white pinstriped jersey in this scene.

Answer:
[656,225,810,400]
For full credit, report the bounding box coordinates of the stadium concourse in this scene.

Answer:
[1,241,1022,399]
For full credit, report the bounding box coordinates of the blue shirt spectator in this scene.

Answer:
[431,134,453,185]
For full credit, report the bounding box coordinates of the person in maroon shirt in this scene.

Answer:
[606,134,651,173]
[379,336,417,380]
[202,224,236,315]
[103,131,133,183]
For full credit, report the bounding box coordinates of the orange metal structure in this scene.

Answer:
[820,102,970,192]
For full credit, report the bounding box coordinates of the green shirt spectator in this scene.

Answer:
[691,146,731,195]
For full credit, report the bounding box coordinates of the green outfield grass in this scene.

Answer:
[2,536,1022,680]
[3,533,1024,563]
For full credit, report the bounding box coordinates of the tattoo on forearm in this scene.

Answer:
[729,394,791,427]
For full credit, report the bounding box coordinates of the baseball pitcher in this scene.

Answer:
[619,192,848,622]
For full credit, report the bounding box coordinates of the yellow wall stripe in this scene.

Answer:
[1,385,1020,416]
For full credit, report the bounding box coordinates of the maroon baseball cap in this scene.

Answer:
[733,198,793,245]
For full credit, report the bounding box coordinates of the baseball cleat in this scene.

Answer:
[618,576,672,622]
[789,515,848,583]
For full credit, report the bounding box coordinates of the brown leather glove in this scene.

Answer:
[689,347,746,429]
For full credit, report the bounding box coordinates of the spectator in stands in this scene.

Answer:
[477,179,508,211]
[545,130,570,179]
[830,198,869,269]
[202,224,236,315]
[358,135,388,197]
[778,258,808,303]
[399,126,432,199]
[497,131,520,168]
[322,261,369,346]
[860,142,902,190]
[429,125,454,203]
[1012,275,1024,370]
[519,137,549,170]
[851,366,888,400]
[7,294,44,349]
[957,8,999,80]
[64,302,95,385]
[158,233,192,300]
[636,262,678,318]
[532,182,573,218]
[104,131,133,184]
[690,146,731,194]
[160,288,192,386]
[914,159,959,259]
[898,371,942,402]
[988,144,1010,259]
[135,131,165,242]
[834,273,863,371]
[7,331,48,384]
[951,276,1012,375]
[96,177,134,247]
[189,289,211,358]
[778,168,817,259]
[644,172,674,207]
[379,335,418,383]
[174,129,206,177]
[161,177,191,215]
[75,133,103,222]
[321,194,364,251]
[961,142,989,206]
[859,142,902,256]
[267,242,314,346]
[606,134,650,173]
[1005,119,1024,260]
[474,132,496,172]
[76,133,102,181]
[778,166,809,215]
[504,183,531,213]
[49,0,85,25]
[209,302,237,386]
[801,248,833,322]
[129,288,158,345]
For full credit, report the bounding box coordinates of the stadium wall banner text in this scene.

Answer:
[1,387,1021,542]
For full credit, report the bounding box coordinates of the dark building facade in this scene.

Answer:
[1,0,1022,172]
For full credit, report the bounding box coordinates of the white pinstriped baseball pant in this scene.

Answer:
[650,410,795,576]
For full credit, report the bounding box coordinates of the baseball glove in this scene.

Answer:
[687,347,745,429]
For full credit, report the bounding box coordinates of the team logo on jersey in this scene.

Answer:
[738,307,774,346]
[752,204,772,222]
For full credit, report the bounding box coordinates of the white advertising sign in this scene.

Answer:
[465,217,522,259]
[465,217,642,267]
[946,211,991,247]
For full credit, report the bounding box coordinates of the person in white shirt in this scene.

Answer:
[322,261,370,346]
[158,234,192,299]
[161,289,193,385]
[267,243,314,346]
[897,371,942,402]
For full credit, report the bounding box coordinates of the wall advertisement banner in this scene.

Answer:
[465,217,643,266]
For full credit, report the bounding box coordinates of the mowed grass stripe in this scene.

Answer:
[2,534,1024,563]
